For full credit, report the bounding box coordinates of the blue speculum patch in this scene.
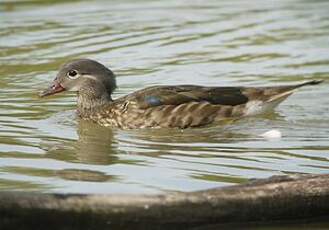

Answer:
[145,96,162,106]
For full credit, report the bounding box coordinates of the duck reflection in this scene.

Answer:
[44,112,284,183]
[56,168,115,182]
[57,120,119,182]
[74,119,118,165]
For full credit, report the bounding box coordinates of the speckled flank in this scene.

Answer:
[84,101,238,129]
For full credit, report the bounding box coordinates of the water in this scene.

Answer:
[1,0,328,196]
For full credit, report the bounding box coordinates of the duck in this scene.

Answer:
[40,59,323,129]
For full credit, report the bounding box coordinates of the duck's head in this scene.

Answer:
[40,59,116,98]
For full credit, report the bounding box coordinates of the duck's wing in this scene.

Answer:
[122,80,323,109]
[122,85,248,109]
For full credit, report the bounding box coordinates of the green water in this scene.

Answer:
[0,0,328,198]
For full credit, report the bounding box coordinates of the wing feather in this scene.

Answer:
[122,85,249,109]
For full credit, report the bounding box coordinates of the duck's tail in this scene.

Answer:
[244,80,323,116]
[267,80,323,103]
[293,79,324,88]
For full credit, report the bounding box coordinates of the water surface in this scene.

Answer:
[0,0,328,195]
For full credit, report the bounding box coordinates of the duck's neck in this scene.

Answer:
[77,88,113,117]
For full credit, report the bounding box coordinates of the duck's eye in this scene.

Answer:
[67,70,79,79]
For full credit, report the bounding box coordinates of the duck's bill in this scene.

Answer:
[39,82,65,97]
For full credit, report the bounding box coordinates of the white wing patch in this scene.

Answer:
[244,89,295,116]
[244,100,264,116]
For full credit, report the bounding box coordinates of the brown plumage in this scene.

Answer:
[40,59,323,129]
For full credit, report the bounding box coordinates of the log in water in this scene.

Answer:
[0,174,328,229]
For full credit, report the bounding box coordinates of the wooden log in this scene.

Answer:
[0,174,328,229]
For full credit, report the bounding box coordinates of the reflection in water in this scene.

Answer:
[56,168,114,182]
[75,120,117,165]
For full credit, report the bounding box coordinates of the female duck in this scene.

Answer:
[40,59,322,129]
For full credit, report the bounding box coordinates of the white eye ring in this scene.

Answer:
[67,69,79,79]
